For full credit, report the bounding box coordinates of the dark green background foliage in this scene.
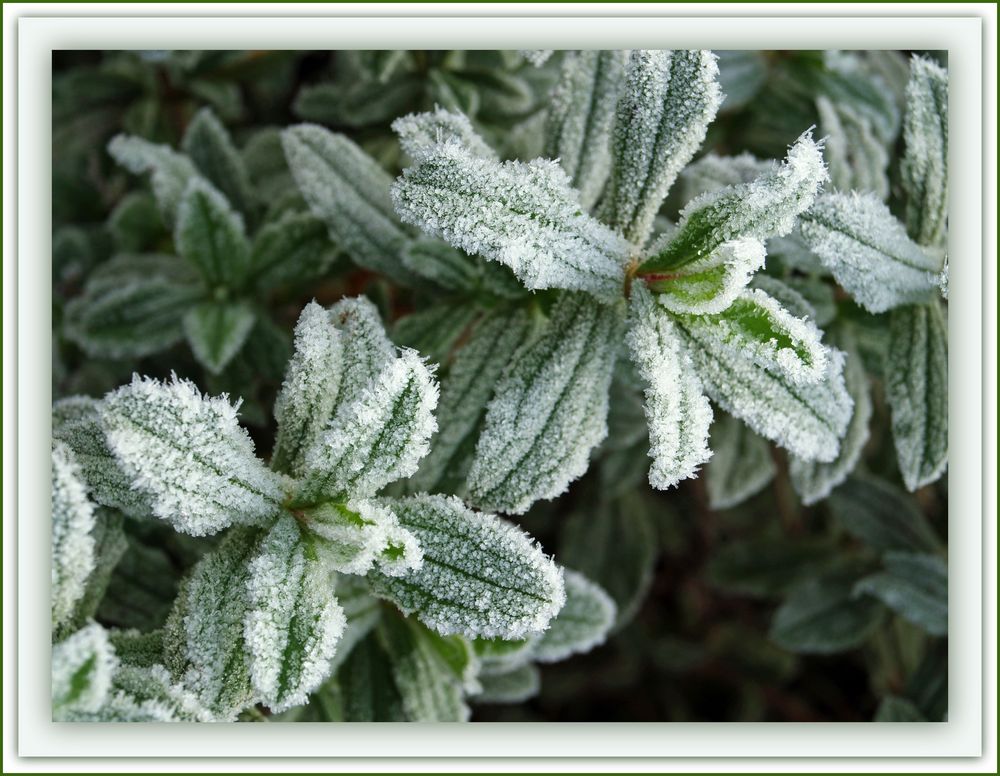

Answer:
[52,49,948,722]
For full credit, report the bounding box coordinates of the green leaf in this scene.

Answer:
[52,623,116,716]
[558,491,658,629]
[901,57,948,247]
[705,413,776,510]
[391,136,630,302]
[63,254,203,360]
[108,191,166,252]
[679,152,777,204]
[886,302,948,491]
[544,50,627,209]
[799,192,941,314]
[604,50,723,245]
[367,494,566,640]
[392,302,480,368]
[816,95,890,199]
[336,631,406,721]
[100,374,285,536]
[73,662,214,722]
[107,134,200,224]
[827,473,941,554]
[64,508,127,635]
[281,124,416,280]
[182,107,255,219]
[716,50,768,111]
[467,293,622,514]
[640,130,827,273]
[789,328,873,505]
[906,641,947,720]
[854,552,947,636]
[474,663,541,705]
[244,515,346,712]
[400,237,481,293]
[249,211,339,291]
[328,574,382,672]
[770,570,885,654]
[874,695,927,722]
[51,443,97,633]
[626,285,713,489]
[182,300,256,375]
[531,569,616,663]
[175,178,252,288]
[708,537,837,599]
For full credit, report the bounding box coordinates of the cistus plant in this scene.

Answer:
[51,49,949,723]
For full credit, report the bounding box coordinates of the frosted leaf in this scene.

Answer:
[544,50,627,209]
[816,95,890,199]
[901,57,948,247]
[473,663,540,705]
[391,140,630,301]
[705,413,776,510]
[467,293,622,514]
[392,107,497,162]
[107,134,199,224]
[368,494,566,640]
[336,631,406,721]
[182,300,256,375]
[750,274,824,323]
[327,296,398,422]
[531,569,616,664]
[163,529,259,719]
[67,662,215,722]
[377,614,470,722]
[328,574,382,672]
[679,152,778,204]
[603,50,723,245]
[790,329,873,505]
[392,301,480,368]
[294,349,438,504]
[646,237,766,315]
[244,514,346,712]
[53,397,152,518]
[282,124,416,280]
[626,285,713,489]
[62,254,203,360]
[886,302,948,491]
[249,211,340,291]
[520,50,553,67]
[473,636,535,675]
[676,288,831,385]
[799,192,941,313]
[853,552,947,636]
[271,301,344,476]
[410,306,534,494]
[302,499,423,577]
[766,227,827,275]
[677,318,853,462]
[100,374,285,536]
[175,177,252,287]
[61,509,127,637]
[401,237,482,293]
[182,107,255,218]
[641,130,827,273]
[52,623,116,716]
[51,443,97,632]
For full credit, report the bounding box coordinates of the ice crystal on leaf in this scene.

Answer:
[107,135,200,224]
[52,623,117,716]
[393,106,498,162]
[51,443,97,632]
[531,569,617,663]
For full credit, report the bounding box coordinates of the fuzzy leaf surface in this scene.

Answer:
[901,57,948,247]
[175,178,252,288]
[531,569,616,663]
[107,134,200,223]
[182,107,255,218]
[51,443,97,633]
[182,300,256,375]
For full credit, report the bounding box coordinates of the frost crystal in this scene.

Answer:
[391,139,630,301]
[603,50,723,246]
[368,495,566,640]
[51,443,97,632]
[901,57,948,247]
[544,50,627,210]
[626,285,713,489]
[531,569,616,663]
[393,107,498,162]
[100,374,285,536]
[467,293,622,513]
[641,130,827,273]
[520,50,553,67]
[107,134,200,223]
[800,192,941,314]
[328,296,399,420]
[244,515,346,712]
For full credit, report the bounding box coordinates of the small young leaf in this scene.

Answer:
[467,293,622,513]
[474,663,541,705]
[531,569,616,663]
[367,494,566,640]
[249,211,340,292]
[886,302,948,491]
[604,50,723,245]
[854,552,947,636]
[182,300,256,375]
[827,473,941,554]
[244,514,346,712]
[282,124,417,280]
[182,107,255,219]
[51,443,97,633]
[52,622,117,716]
[393,106,498,162]
[640,130,827,273]
[544,50,627,210]
[626,284,713,489]
[799,193,941,313]
[901,57,948,247]
[391,139,630,301]
[100,374,285,536]
[705,413,776,510]
[107,134,199,224]
[175,178,252,288]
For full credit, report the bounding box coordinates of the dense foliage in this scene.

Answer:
[52,49,947,722]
